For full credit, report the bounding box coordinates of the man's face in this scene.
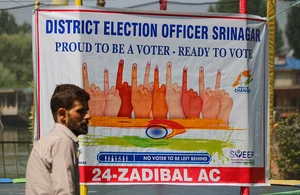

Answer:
[66,100,91,136]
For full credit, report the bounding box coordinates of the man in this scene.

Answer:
[26,84,91,195]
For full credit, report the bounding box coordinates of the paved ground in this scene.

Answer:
[1,183,300,195]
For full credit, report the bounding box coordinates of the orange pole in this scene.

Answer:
[160,0,167,10]
[239,0,247,14]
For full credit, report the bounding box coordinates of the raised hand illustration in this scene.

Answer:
[116,59,132,117]
[152,65,168,119]
[104,69,121,116]
[199,66,220,119]
[181,67,202,118]
[143,61,154,95]
[131,63,152,118]
[82,63,105,116]
[199,66,233,124]
[165,62,184,119]
[217,89,233,125]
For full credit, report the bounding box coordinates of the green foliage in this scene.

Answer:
[208,5,215,12]
[275,112,300,179]
[275,24,284,55]
[0,62,17,87]
[0,34,33,88]
[213,0,239,14]
[286,6,300,58]
[209,0,267,16]
[208,0,284,55]
[0,11,31,34]
[0,11,33,88]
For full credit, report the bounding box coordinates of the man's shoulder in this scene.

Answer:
[41,130,74,145]
[35,129,67,146]
[34,124,76,150]
[33,132,75,158]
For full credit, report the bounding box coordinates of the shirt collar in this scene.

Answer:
[54,123,79,143]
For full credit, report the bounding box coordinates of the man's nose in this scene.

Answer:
[85,113,91,120]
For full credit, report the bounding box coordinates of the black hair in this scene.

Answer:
[50,84,90,121]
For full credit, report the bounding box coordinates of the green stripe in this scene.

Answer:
[262,190,300,195]
[12,178,26,183]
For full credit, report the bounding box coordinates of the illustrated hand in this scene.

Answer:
[199,66,220,119]
[82,63,105,116]
[165,62,184,119]
[143,61,154,95]
[131,63,152,118]
[116,59,132,117]
[104,69,121,117]
[200,67,233,124]
[152,65,168,119]
[214,69,233,125]
[218,89,233,125]
[181,67,202,118]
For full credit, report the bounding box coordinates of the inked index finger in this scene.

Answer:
[116,59,124,89]
[182,67,187,93]
[132,63,138,90]
[215,69,221,93]
[104,69,109,93]
[143,61,151,86]
[154,65,159,91]
[199,66,205,95]
[82,63,89,91]
[166,61,172,87]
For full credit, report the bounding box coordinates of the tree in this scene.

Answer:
[286,6,300,58]
[209,0,266,15]
[0,11,31,34]
[276,24,284,55]
[0,34,32,88]
[208,0,284,55]
[0,63,17,87]
[275,112,300,179]
[0,11,32,88]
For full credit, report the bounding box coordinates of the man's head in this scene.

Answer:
[51,84,91,136]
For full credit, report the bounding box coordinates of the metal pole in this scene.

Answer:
[52,0,68,6]
[239,0,250,195]
[75,0,82,6]
[14,142,19,178]
[97,0,105,7]
[267,0,276,181]
[1,143,6,178]
[34,0,39,9]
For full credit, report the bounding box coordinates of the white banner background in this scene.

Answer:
[33,6,269,185]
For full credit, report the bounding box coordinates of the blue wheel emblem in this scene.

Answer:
[146,125,168,139]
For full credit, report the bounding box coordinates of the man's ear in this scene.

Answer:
[57,108,67,124]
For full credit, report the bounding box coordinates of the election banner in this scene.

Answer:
[33,6,269,186]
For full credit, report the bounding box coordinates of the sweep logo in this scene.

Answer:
[229,149,254,163]
[232,70,253,93]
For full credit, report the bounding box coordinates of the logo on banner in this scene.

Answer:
[78,146,87,164]
[229,149,254,164]
[232,70,253,93]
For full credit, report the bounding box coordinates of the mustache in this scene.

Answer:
[80,121,89,126]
